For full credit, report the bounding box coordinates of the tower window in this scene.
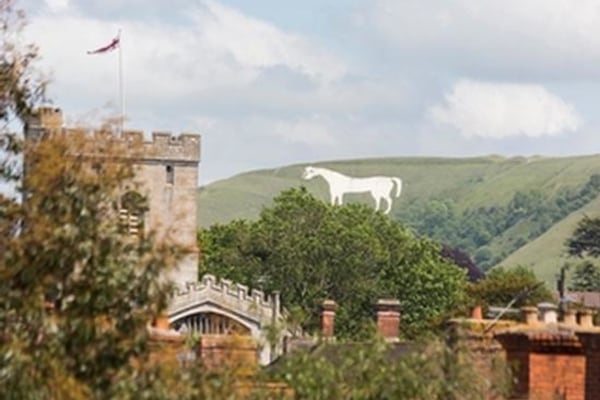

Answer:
[166,164,174,184]
[119,191,146,237]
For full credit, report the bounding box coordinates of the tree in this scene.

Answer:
[467,266,553,310]
[0,4,185,393]
[440,245,484,282]
[269,336,511,400]
[570,261,600,292]
[200,187,467,338]
[0,0,45,128]
[567,216,600,258]
[1,124,188,397]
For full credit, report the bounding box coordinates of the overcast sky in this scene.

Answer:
[23,0,600,184]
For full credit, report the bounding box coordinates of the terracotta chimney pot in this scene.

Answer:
[563,309,577,326]
[471,305,483,320]
[320,300,337,338]
[155,315,171,330]
[578,309,594,328]
[538,303,558,324]
[521,306,538,325]
[376,299,401,342]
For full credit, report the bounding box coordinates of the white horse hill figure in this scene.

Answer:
[302,166,403,214]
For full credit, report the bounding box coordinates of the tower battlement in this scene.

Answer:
[26,108,201,163]
[26,106,64,132]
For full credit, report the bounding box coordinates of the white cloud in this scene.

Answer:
[270,116,336,146]
[45,0,69,12]
[198,1,345,81]
[429,80,582,138]
[27,0,346,110]
[361,0,600,78]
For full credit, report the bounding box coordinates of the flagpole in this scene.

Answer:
[118,29,124,134]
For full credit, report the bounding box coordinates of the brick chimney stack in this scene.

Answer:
[376,299,401,342]
[320,300,337,338]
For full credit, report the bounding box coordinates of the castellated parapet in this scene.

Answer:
[27,107,201,164]
[120,130,200,164]
[171,274,280,313]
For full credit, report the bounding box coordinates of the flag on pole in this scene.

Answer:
[86,30,125,133]
[87,36,120,55]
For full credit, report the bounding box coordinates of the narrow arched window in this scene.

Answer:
[166,164,174,184]
[119,191,147,237]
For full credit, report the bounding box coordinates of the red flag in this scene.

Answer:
[87,37,119,55]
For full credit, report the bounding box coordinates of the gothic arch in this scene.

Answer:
[167,274,287,364]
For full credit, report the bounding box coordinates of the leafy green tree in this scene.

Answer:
[566,216,600,292]
[0,0,46,126]
[200,187,467,338]
[569,261,600,292]
[467,266,553,310]
[567,216,600,258]
[0,5,184,393]
[1,124,185,398]
[268,336,511,400]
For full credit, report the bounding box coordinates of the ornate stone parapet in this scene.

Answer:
[169,274,280,325]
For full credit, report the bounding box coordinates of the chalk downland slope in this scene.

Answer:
[198,154,600,284]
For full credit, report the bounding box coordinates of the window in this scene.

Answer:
[172,313,250,335]
[166,164,174,184]
[119,191,146,237]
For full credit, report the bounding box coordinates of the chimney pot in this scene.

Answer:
[471,305,483,320]
[376,299,401,342]
[320,300,337,338]
[578,309,594,328]
[155,315,171,330]
[538,303,558,324]
[521,306,538,325]
[563,309,577,326]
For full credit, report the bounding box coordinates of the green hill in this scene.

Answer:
[497,195,600,284]
[198,154,600,285]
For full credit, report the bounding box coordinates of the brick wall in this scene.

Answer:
[528,353,585,400]
[495,333,587,400]
[505,350,529,397]
[577,332,600,399]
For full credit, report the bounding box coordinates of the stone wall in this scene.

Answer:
[25,107,201,286]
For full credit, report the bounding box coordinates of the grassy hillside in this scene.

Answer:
[497,195,600,284]
[198,154,600,284]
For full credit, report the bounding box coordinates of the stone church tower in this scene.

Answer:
[25,107,201,286]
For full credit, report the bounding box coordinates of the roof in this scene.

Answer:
[565,291,600,308]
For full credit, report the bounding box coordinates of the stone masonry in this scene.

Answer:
[25,107,201,286]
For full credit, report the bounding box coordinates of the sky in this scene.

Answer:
[22,0,600,184]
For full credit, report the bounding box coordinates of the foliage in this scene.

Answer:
[399,177,600,271]
[268,337,511,400]
[440,245,484,282]
[569,261,600,292]
[467,266,553,310]
[566,215,600,258]
[0,127,187,397]
[0,0,45,127]
[200,187,467,338]
[566,216,600,292]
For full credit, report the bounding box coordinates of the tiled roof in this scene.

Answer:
[566,291,600,308]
